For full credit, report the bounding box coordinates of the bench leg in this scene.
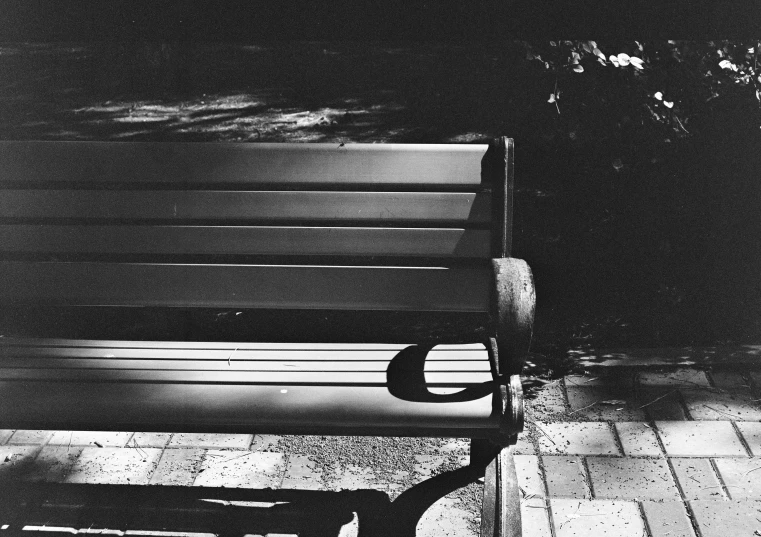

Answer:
[480,445,521,537]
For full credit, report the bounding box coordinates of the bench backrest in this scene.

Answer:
[0,140,513,315]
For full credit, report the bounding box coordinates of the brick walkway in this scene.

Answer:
[0,364,760,536]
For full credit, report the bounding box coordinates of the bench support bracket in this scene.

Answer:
[491,258,535,376]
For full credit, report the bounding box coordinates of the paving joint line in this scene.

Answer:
[578,455,594,500]
[682,499,706,537]
[730,420,755,458]
[608,420,626,457]
[533,444,559,536]
[708,457,732,500]
[636,500,655,537]
[188,448,209,487]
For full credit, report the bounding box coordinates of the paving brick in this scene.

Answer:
[641,501,696,537]
[565,372,634,389]
[49,431,132,447]
[8,430,52,444]
[194,450,285,488]
[0,445,40,481]
[528,383,567,419]
[689,500,761,537]
[656,421,747,457]
[416,496,477,537]
[338,512,359,537]
[615,422,663,456]
[639,389,689,421]
[149,448,204,486]
[670,458,725,500]
[542,456,588,498]
[282,454,327,490]
[0,430,13,445]
[520,498,552,537]
[638,369,711,387]
[65,447,162,484]
[713,458,761,499]
[168,433,253,449]
[129,432,172,448]
[550,499,646,537]
[514,455,545,498]
[22,445,83,482]
[251,434,283,452]
[682,390,761,421]
[736,422,761,456]
[587,457,680,500]
[565,386,647,421]
[708,370,753,392]
[514,433,535,455]
[536,422,621,456]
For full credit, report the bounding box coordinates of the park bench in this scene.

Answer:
[0,139,534,537]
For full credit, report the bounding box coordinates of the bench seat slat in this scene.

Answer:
[0,368,490,384]
[0,382,499,437]
[0,346,489,364]
[0,358,490,372]
[0,225,491,258]
[0,191,490,224]
[0,339,486,351]
[0,141,487,186]
[0,262,491,311]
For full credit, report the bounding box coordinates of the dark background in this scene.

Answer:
[1,2,760,362]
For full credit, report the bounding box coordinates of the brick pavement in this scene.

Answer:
[0,364,759,536]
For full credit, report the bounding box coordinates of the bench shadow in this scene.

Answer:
[0,464,484,537]
[386,344,494,403]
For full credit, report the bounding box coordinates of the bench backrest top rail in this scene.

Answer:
[0,141,488,186]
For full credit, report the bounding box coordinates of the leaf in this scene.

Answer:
[593,48,606,60]
[573,64,584,73]
[609,55,620,67]
[654,91,663,100]
[548,93,556,103]
[629,56,644,69]
[617,53,631,66]
[664,101,674,108]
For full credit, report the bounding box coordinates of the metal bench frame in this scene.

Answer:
[0,138,534,537]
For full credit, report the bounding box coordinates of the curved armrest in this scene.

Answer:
[491,258,536,376]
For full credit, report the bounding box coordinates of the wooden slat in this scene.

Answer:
[0,225,491,258]
[0,339,486,351]
[0,382,499,435]
[0,262,491,311]
[0,141,487,186]
[0,190,490,224]
[0,368,491,384]
[0,346,488,363]
[0,358,491,372]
